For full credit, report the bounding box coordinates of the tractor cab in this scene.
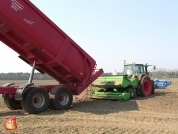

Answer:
[123,61,156,75]
[123,63,145,75]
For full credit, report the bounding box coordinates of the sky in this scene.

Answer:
[0,0,178,73]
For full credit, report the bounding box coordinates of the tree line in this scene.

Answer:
[0,72,52,80]
[0,69,177,80]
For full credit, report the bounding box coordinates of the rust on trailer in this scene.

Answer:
[0,0,103,95]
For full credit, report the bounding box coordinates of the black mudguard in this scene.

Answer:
[15,83,34,100]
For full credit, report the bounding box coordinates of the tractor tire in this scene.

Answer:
[98,88,105,92]
[127,88,136,99]
[3,94,22,110]
[21,87,50,114]
[49,86,73,110]
[151,80,155,94]
[136,85,141,96]
[140,75,152,97]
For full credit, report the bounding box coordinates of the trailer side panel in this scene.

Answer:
[0,0,103,94]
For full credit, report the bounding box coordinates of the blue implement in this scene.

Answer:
[154,79,172,89]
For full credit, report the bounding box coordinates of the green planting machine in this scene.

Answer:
[91,61,156,100]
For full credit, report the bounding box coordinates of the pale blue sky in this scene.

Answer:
[0,0,178,73]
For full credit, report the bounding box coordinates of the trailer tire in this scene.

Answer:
[21,87,50,114]
[140,76,152,97]
[151,80,155,94]
[49,86,73,110]
[3,94,22,110]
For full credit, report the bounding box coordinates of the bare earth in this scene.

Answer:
[0,79,178,134]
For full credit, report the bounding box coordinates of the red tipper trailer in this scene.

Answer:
[0,0,103,114]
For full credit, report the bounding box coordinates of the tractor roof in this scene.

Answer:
[124,61,144,65]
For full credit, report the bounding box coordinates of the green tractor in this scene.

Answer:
[91,61,156,100]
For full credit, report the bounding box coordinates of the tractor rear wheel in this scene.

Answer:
[49,86,73,110]
[140,76,152,97]
[151,80,155,94]
[3,94,22,110]
[21,87,50,114]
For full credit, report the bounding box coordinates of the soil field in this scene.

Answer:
[0,79,178,134]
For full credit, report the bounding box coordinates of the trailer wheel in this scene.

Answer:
[140,76,152,97]
[21,87,50,114]
[151,80,155,94]
[49,86,73,110]
[127,88,136,99]
[3,94,22,110]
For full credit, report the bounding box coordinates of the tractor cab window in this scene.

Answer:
[134,65,145,74]
[123,65,133,74]
[133,65,140,73]
[123,64,145,74]
[140,65,145,73]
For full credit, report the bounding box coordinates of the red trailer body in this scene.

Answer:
[0,0,103,113]
[0,0,103,95]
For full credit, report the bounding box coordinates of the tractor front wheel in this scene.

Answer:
[140,76,152,97]
[127,88,136,99]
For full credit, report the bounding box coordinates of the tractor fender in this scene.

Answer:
[15,83,34,100]
[137,74,147,82]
